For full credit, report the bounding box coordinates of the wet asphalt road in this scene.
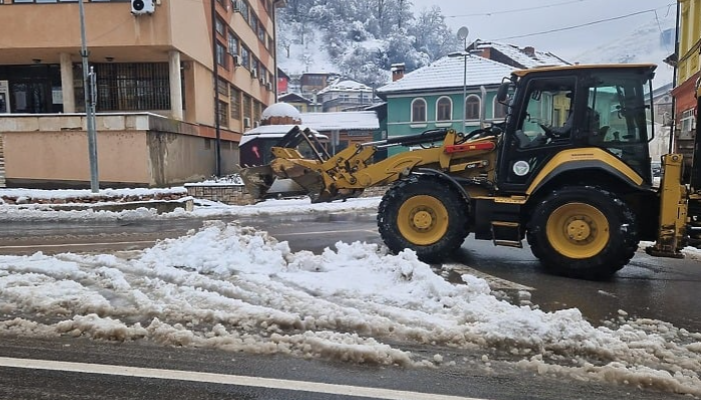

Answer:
[0,212,699,399]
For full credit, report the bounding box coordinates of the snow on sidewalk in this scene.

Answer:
[0,186,382,221]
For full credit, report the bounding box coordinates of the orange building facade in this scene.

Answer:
[0,0,284,188]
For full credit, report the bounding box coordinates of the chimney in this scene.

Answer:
[524,46,535,57]
[391,63,405,82]
[479,47,491,60]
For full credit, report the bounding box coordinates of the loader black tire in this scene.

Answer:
[377,175,469,263]
[526,186,638,280]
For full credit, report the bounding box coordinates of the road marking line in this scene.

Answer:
[444,264,535,291]
[275,228,378,237]
[0,241,156,250]
[0,357,486,400]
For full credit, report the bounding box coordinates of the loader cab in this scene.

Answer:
[495,65,655,193]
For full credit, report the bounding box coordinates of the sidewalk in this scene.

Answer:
[0,186,382,222]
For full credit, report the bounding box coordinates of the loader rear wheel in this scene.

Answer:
[527,186,638,279]
[378,176,469,262]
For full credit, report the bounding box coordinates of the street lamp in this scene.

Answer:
[456,27,469,133]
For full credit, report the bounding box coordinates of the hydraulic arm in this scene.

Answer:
[240,126,497,203]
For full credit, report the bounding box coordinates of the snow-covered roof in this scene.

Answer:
[477,41,570,68]
[317,80,373,95]
[376,55,515,95]
[241,112,378,145]
[239,125,325,147]
[302,111,379,131]
[278,93,311,104]
[261,102,301,121]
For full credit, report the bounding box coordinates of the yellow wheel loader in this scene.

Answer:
[241,63,701,279]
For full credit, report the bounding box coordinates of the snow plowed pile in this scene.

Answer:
[0,221,699,395]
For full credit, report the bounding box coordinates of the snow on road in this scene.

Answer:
[1,188,701,395]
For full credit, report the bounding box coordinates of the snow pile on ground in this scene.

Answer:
[0,222,699,395]
[184,174,244,186]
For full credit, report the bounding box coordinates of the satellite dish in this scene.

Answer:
[457,26,469,41]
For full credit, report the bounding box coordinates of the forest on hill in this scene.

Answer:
[277,0,460,86]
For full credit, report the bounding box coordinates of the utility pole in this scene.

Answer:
[211,0,222,177]
[79,0,99,192]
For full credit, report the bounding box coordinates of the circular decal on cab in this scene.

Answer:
[513,161,530,176]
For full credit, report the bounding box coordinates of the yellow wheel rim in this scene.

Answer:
[397,195,449,246]
[546,202,610,259]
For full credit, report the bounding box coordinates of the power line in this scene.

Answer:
[444,0,589,18]
[493,5,674,41]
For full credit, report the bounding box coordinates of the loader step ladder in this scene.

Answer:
[0,134,5,188]
[491,221,523,248]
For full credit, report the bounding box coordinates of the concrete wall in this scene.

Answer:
[0,113,237,188]
[146,130,238,187]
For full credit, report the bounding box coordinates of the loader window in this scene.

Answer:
[584,74,651,179]
[514,77,576,148]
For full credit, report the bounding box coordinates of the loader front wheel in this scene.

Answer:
[526,186,638,279]
[378,176,469,262]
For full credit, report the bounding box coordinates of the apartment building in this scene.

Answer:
[0,0,283,188]
[670,0,700,160]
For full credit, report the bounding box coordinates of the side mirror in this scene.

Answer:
[496,79,512,104]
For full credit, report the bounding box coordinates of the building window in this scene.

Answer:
[236,0,250,23]
[230,86,241,120]
[217,78,228,96]
[218,100,229,128]
[251,58,259,76]
[216,42,227,69]
[681,108,696,137]
[241,46,250,70]
[251,15,259,37]
[257,24,266,43]
[228,33,239,55]
[465,95,480,120]
[215,18,225,36]
[254,101,262,124]
[411,98,426,123]
[94,63,170,112]
[243,94,252,121]
[436,97,452,121]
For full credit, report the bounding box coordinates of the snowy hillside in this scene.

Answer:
[277,29,340,76]
[574,17,677,88]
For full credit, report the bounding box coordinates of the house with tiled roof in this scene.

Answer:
[376,56,516,155]
[317,80,376,112]
[467,41,570,69]
[278,92,313,113]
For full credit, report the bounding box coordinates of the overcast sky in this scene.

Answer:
[412,0,677,61]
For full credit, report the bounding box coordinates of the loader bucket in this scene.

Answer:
[270,161,327,202]
[239,164,276,200]
[240,162,324,201]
